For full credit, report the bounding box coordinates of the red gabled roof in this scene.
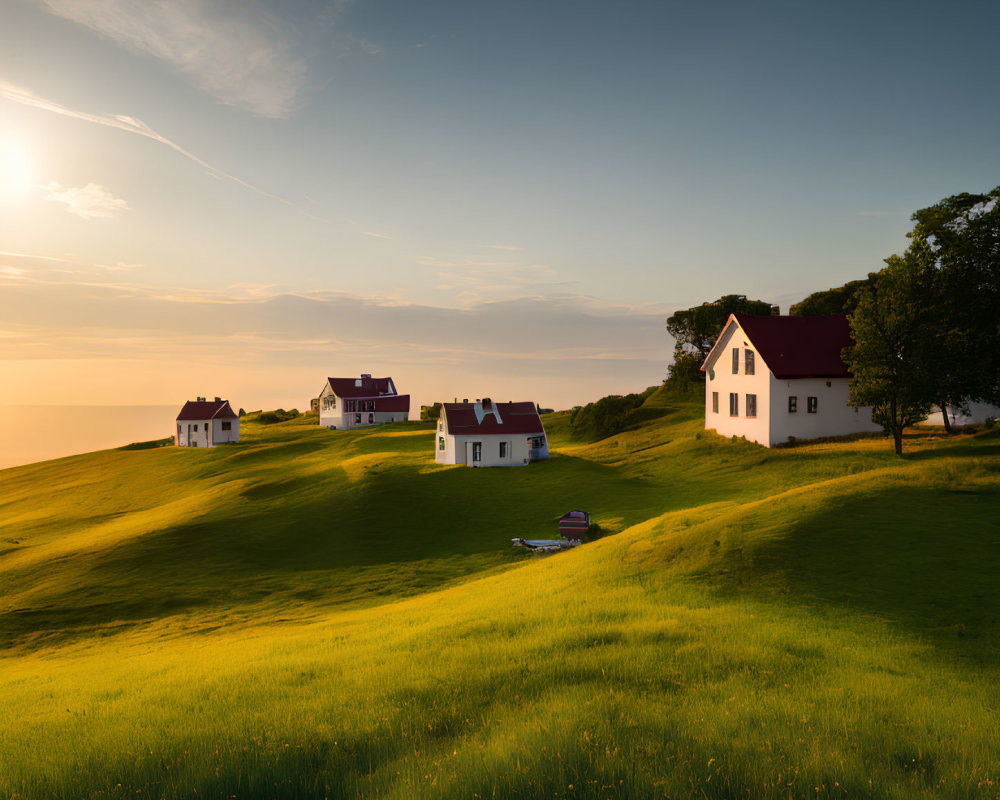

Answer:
[373,394,410,412]
[326,376,396,398]
[710,313,852,379]
[176,400,238,421]
[442,401,545,436]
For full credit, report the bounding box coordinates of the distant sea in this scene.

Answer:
[0,405,179,470]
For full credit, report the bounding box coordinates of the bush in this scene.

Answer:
[569,388,657,441]
[118,437,173,451]
[247,409,300,425]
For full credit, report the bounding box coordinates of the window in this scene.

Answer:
[355,413,362,424]
[745,349,755,375]
[732,347,739,374]
[746,394,757,417]
[499,441,508,458]
[788,396,797,413]
[368,413,374,423]
[221,421,231,431]
[204,423,208,431]
[729,393,739,416]
[807,396,818,413]
[712,392,719,413]
[531,436,546,449]
[472,442,482,462]
[438,436,445,451]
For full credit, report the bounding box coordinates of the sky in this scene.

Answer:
[1,0,999,413]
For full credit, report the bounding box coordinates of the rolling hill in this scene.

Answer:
[2,388,999,799]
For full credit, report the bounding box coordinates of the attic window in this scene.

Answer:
[745,350,755,375]
[731,348,739,374]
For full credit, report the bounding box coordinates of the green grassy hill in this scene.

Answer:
[2,389,999,799]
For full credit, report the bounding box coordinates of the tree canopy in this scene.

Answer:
[789,278,873,316]
[844,185,999,451]
[843,246,935,454]
[665,295,774,388]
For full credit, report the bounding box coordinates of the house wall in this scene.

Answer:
[704,322,771,446]
[212,417,239,444]
[176,417,239,447]
[338,410,405,429]
[767,376,880,446]
[177,419,211,447]
[923,401,1000,427]
[436,432,533,466]
[318,385,341,428]
[318,385,406,429]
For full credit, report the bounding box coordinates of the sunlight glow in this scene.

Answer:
[0,134,34,203]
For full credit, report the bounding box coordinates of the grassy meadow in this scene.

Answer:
[2,388,1000,799]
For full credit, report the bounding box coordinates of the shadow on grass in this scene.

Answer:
[717,484,1000,663]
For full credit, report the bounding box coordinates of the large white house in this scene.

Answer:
[701,313,881,447]
[176,397,239,447]
[317,374,410,429]
[436,399,549,467]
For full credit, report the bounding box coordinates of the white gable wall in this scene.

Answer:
[318,383,342,429]
[704,321,771,446]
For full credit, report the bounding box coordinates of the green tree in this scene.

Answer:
[789,278,873,316]
[908,186,1000,415]
[844,245,935,455]
[665,295,774,387]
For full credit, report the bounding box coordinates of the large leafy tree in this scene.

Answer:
[665,294,774,388]
[844,244,936,455]
[908,186,1000,415]
[789,278,873,316]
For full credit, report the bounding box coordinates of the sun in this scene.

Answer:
[0,134,34,203]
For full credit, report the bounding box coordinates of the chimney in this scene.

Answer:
[463,398,468,404]
[482,397,492,410]
[214,396,221,402]
[361,373,372,379]
[196,396,205,402]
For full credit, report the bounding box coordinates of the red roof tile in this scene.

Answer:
[722,313,853,378]
[326,376,397,398]
[442,401,545,436]
[373,394,410,412]
[176,400,237,421]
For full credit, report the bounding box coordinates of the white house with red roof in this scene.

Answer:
[176,397,239,447]
[317,374,410,430]
[701,313,880,447]
[436,399,548,467]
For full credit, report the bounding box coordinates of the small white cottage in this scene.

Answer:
[176,397,239,447]
[436,399,549,467]
[701,313,881,447]
[317,374,410,430]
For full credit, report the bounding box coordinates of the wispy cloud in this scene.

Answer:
[0,250,142,274]
[362,231,392,240]
[43,181,128,219]
[481,244,523,251]
[36,0,307,118]
[0,80,297,209]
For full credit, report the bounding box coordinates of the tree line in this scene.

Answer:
[665,186,1000,454]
